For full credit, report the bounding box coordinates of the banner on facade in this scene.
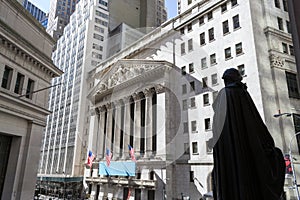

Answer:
[99,161,136,176]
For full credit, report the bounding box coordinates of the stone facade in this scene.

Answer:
[0,0,62,199]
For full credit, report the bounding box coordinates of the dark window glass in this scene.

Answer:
[1,66,13,89]
[14,73,25,95]
[223,20,229,34]
[286,72,300,98]
[233,15,240,29]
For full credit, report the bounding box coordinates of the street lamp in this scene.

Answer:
[274,113,292,118]
[289,132,300,200]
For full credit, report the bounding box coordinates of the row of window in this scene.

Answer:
[282,43,294,56]
[181,16,240,55]
[274,0,288,12]
[183,117,211,134]
[277,17,291,34]
[181,0,238,35]
[1,66,34,99]
[184,140,212,155]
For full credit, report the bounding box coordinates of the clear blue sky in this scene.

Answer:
[29,0,178,19]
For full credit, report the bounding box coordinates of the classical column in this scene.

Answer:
[133,93,142,158]
[98,106,106,159]
[105,103,113,156]
[144,89,154,158]
[155,85,165,159]
[113,100,122,159]
[123,96,131,159]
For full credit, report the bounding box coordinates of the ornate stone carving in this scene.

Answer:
[270,54,284,68]
[155,84,165,94]
[144,88,154,97]
[96,61,161,94]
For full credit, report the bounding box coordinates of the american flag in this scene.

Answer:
[106,148,112,167]
[87,150,95,168]
[128,145,136,161]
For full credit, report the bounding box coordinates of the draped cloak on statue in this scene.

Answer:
[212,68,285,200]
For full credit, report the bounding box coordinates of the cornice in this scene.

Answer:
[0,20,63,78]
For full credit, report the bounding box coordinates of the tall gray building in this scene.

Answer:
[0,0,62,199]
[46,0,80,41]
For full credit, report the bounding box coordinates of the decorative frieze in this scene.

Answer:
[270,54,284,68]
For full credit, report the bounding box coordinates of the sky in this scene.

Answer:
[28,0,178,19]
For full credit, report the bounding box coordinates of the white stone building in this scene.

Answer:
[38,0,109,197]
[0,0,62,199]
[85,0,300,199]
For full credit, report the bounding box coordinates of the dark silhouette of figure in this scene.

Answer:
[212,68,285,200]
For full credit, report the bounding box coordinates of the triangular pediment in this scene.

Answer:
[92,59,172,96]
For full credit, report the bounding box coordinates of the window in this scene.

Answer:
[235,42,243,55]
[206,141,213,153]
[191,121,197,132]
[188,0,192,5]
[237,64,245,76]
[201,57,207,69]
[187,23,193,32]
[183,122,189,133]
[202,77,208,88]
[181,43,186,55]
[223,20,229,34]
[190,97,196,108]
[184,143,189,154]
[181,66,186,75]
[283,0,288,11]
[1,66,13,89]
[208,28,214,41]
[225,47,232,59]
[274,0,280,8]
[180,28,185,35]
[200,32,205,45]
[94,25,104,33]
[92,52,102,59]
[188,39,193,51]
[192,142,198,154]
[182,84,187,94]
[190,171,194,182]
[14,73,25,95]
[183,99,188,110]
[233,15,240,29]
[210,54,216,65]
[287,21,291,34]
[93,33,104,41]
[212,73,218,85]
[26,79,34,99]
[231,0,237,6]
[207,11,213,20]
[278,17,283,31]
[282,43,288,54]
[290,45,294,56]
[286,72,300,98]
[199,16,204,25]
[189,63,194,73]
[92,43,103,51]
[221,3,227,12]
[190,81,195,91]
[203,93,209,105]
[205,118,211,130]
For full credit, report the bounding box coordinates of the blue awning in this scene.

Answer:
[99,161,136,176]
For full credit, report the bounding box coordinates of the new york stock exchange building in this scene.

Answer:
[84,57,211,200]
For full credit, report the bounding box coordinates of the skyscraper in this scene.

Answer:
[22,0,47,28]
[38,0,109,197]
[37,0,168,198]
[46,0,80,41]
